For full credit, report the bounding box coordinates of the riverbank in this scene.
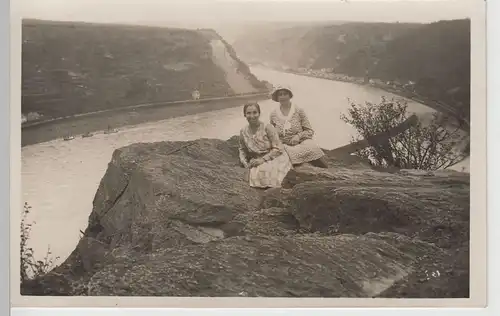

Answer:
[264,67,469,171]
[281,69,469,130]
[21,93,269,147]
[22,20,270,121]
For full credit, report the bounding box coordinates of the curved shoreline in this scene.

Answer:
[281,69,470,129]
[21,93,270,147]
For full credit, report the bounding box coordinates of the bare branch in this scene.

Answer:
[341,97,468,171]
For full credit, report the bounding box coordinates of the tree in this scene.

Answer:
[340,96,469,170]
[21,202,59,282]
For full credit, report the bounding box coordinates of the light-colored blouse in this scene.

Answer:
[270,105,314,146]
[238,122,283,167]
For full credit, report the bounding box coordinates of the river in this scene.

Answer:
[21,66,440,264]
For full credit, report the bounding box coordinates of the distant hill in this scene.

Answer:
[231,19,470,120]
[21,19,268,121]
[337,19,471,120]
[231,22,422,69]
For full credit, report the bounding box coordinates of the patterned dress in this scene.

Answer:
[239,122,293,188]
[270,105,325,165]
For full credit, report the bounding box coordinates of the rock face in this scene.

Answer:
[21,136,470,298]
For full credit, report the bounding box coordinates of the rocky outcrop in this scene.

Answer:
[21,136,470,298]
[199,29,270,93]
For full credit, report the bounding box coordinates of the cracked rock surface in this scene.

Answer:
[21,136,470,298]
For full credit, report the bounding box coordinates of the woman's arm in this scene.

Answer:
[296,108,314,141]
[238,130,250,168]
[261,124,283,161]
[269,111,278,128]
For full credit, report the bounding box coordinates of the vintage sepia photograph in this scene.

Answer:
[13,0,487,307]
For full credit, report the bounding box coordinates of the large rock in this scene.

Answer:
[85,234,441,297]
[88,137,264,252]
[21,136,470,298]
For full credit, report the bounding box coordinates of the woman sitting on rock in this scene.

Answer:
[269,86,328,168]
[238,102,293,188]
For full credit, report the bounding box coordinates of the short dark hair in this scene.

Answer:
[243,102,261,115]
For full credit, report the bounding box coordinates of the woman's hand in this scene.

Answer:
[289,135,301,146]
[249,158,265,168]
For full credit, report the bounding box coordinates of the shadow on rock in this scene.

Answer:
[21,136,470,298]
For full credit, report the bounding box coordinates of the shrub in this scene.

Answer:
[340,96,469,170]
[20,202,59,282]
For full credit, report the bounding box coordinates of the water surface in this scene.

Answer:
[21,67,436,262]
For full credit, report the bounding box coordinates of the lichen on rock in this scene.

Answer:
[21,136,470,298]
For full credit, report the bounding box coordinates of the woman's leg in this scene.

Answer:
[285,140,327,166]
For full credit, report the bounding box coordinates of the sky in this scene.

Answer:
[18,0,473,28]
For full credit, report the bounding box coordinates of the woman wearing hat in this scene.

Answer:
[238,102,293,188]
[269,86,328,168]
